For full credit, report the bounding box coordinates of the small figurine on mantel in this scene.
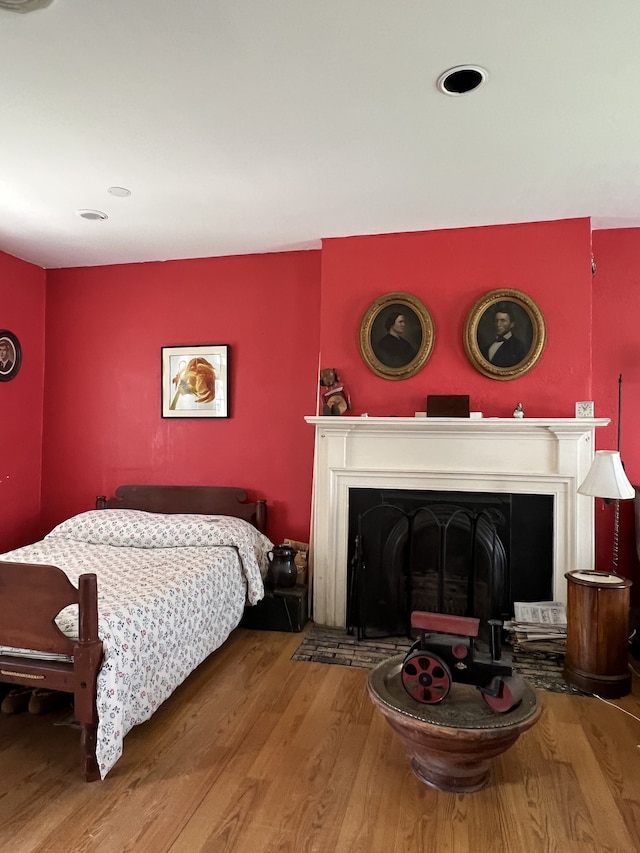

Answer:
[319,368,351,416]
[513,402,524,418]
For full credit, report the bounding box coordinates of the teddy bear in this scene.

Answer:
[319,368,351,416]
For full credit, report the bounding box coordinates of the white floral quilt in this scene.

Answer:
[0,509,272,778]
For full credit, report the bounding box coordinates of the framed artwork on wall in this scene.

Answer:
[358,292,435,380]
[161,344,229,418]
[0,330,21,382]
[463,289,546,381]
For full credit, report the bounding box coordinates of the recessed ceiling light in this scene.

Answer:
[107,186,131,197]
[437,65,488,96]
[76,209,108,221]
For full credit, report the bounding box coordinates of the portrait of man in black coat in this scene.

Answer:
[480,302,529,368]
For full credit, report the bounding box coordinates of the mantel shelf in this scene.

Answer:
[305,416,611,434]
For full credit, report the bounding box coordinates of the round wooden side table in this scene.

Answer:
[563,570,632,698]
[367,654,541,793]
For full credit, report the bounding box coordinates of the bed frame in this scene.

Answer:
[0,485,267,781]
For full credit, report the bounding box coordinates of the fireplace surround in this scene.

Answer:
[305,416,610,627]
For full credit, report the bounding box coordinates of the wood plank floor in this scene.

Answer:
[1,626,639,852]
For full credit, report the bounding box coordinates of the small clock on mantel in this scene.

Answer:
[575,401,595,418]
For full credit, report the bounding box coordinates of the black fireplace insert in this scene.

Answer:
[347,488,554,642]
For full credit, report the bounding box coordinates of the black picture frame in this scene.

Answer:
[0,330,22,382]
[463,289,546,380]
[161,344,230,418]
[358,292,435,380]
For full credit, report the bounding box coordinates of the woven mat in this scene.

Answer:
[292,623,581,695]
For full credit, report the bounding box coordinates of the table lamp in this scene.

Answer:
[577,450,635,574]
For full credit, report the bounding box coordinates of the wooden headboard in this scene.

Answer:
[96,485,267,533]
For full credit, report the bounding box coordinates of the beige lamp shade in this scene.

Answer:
[577,450,635,500]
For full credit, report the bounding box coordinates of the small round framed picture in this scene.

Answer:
[463,289,546,381]
[0,330,21,382]
[358,292,435,380]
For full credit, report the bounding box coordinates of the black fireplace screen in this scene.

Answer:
[346,488,553,641]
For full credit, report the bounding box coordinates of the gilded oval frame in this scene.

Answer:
[359,292,435,380]
[463,289,546,380]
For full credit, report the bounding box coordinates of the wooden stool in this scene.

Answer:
[563,570,632,698]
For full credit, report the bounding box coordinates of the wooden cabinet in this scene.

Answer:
[563,570,631,698]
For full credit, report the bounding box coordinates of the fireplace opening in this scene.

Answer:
[347,488,554,642]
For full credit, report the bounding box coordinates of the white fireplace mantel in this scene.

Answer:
[305,416,611,627]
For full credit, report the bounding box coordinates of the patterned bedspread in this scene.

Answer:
[0,509,272,778]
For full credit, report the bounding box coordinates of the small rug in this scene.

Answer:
[292,623,581,695]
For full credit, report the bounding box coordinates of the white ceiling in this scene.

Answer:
[2,1,640,270]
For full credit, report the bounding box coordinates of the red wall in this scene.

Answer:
[9,216,640,607]
[0,250,46,551]
[41,251,321,545]
[318,219,640,601]
[319,218,594,417]
[591,228,640,599]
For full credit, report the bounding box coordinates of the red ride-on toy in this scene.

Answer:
[400,611,526,713]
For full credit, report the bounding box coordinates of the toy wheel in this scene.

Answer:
[401,651,451,704]
[482,674,526,713]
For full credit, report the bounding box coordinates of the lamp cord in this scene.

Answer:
[593,663,640,752]
[594,694,640,724]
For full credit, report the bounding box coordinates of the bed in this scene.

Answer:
[0,484,271,781]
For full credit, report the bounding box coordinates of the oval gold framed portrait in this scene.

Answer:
[359,292,435,380]
[463,289,546,380]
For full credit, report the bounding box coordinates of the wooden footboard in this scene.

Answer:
[0,563,103,781]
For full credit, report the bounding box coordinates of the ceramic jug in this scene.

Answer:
[266,544,298,588]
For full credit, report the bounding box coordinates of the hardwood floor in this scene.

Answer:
[1,626,639,853]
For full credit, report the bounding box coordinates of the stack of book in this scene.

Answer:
[504,601,567,652]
